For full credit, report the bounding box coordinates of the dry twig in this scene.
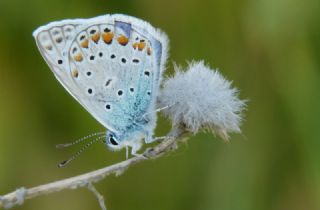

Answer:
[0,126,187,209]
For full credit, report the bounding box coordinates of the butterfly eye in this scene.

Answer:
[109,136,118,146]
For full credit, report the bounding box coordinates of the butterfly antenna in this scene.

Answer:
[56,131,105,149]
[58,135,106,168]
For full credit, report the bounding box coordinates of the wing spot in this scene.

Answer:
[80,35,86,41]
[87,88,93,94]
[117,90,123,96]
[138,42,146,51]
[147,47,152,55]
[132,43,138,49]
[57,59,63,64]
[105,104,111,110]
[132,42,146,51]
[52,30,59,35]
[98,52,103,57]
[86,71,92,76]
[89,55,95,60]
[56,37,63,43]
[132,58,139,63]
[103,32,114,44]
[72,47,78,54]
[144,71,150,76]
[121,58,126,63]
[90,29,96,34]
[74,53,83,62]
[91,32,100,43]
[72,69,79,78]
[45,45,53,51]
[105,79,112,86]
[81,39,89,48]
[110,54,116,59]
[117,35,129,46]
[104,28,111,33]
[130,87,134,92]
[147,91,151,95]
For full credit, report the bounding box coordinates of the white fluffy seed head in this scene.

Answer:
[158,61,246,140]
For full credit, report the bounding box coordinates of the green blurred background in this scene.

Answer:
[1,0,320,209]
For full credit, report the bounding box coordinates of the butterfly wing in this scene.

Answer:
[33,14,169,134]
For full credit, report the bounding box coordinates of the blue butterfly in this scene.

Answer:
[33,14,169,159]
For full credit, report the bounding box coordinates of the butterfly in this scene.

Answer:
[33,14,169,159]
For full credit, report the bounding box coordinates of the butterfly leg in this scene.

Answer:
[130,142,147,159]
[145,136,167,144]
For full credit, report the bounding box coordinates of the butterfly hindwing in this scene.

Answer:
[34,14,169,135]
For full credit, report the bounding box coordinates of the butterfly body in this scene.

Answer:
[33,14,169,154]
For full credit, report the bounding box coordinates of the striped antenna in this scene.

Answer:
[56,131,105,149]
[58,135,106,168]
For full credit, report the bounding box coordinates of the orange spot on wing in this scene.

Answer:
[137,42,146,51]
[91,32,100,43]
[147,47,152,55]
[103,32,114,44]
[117,35,129,46]
[74,53,83,62]
[81,39,89,48]
[132,42,138,49]
[71,69,79,78]
[132,41,146,51]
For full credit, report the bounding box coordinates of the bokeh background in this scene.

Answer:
[0,0,320,209]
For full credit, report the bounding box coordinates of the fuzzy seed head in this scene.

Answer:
[158,61,246,140]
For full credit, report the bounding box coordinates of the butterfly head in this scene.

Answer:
[105,131,124,151]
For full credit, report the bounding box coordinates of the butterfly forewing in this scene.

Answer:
[33,14,168,135]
